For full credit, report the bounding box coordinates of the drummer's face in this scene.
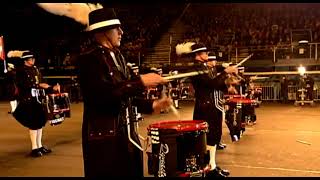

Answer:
[196,51,209,62]
[103,25,123,48]
[24,58,35,67]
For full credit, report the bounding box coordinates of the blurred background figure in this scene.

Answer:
[5,63,18,114]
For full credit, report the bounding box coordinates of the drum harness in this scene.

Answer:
[213,90,225,122]
[125,99,148,152]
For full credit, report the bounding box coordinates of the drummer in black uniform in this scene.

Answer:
[235,67,247,96]
[206,54,227,150]
[176,42,238,177]
[12,51,60,157]
[77,8,172,177]
[305,75,314,101]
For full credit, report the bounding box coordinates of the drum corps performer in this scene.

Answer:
[76,7,172,177]
[176,42,238,177]
[11,51,60,157]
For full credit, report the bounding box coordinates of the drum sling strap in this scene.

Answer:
[105,49,145,151]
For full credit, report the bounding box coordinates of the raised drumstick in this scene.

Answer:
[163,70,208,81]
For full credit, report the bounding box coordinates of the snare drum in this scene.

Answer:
[44,93,71,126]
[225,97,256,141]
[47,93,71,118]
[231,98,257,124]
[225,98,243,141]
[147,120,209,177]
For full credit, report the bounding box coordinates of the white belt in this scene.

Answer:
[31,88,45,103]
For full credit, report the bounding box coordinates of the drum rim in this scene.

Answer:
[224,94,245,98]
[227,97,256,104]
[148,120,208,132]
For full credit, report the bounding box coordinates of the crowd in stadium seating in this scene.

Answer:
[117,5,183,63]
[53,4,320,65]
[180,3,320,48]
[110,3,320,63]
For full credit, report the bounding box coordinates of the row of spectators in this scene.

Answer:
[33,4,320,67]
[116,4,184,63]
[180,3,320,48]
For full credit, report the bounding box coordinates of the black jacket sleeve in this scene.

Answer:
[78,49,147,107]
[216,65,225,73]
[192,63,229,92]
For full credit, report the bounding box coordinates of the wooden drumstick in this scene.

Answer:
[56,83,61,93]
[234,53,253,67]
[163,70,209,81]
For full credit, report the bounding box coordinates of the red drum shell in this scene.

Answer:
[224,94,246,98]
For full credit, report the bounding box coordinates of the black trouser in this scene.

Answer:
[194,99,223,146]
[216,110,223,144]
[306,88,313,100]
[206,109,223,146]
[225,105,242,140]
[281,88,288,103]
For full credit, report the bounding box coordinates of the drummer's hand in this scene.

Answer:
[39,83,50,89]
[140,73,168,87]
[225,76,240,85]
[53,84,60,92]
[207,60,216,68]
[224,66,238,74]
[152,96,173,114]
[228,86,238,94]
[230,79,241,85]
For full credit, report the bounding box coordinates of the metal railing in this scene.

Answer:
[243,83,320,101]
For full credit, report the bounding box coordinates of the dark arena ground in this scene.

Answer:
[0,100,320,177]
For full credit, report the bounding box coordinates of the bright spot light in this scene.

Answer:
[298,65,306,76]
